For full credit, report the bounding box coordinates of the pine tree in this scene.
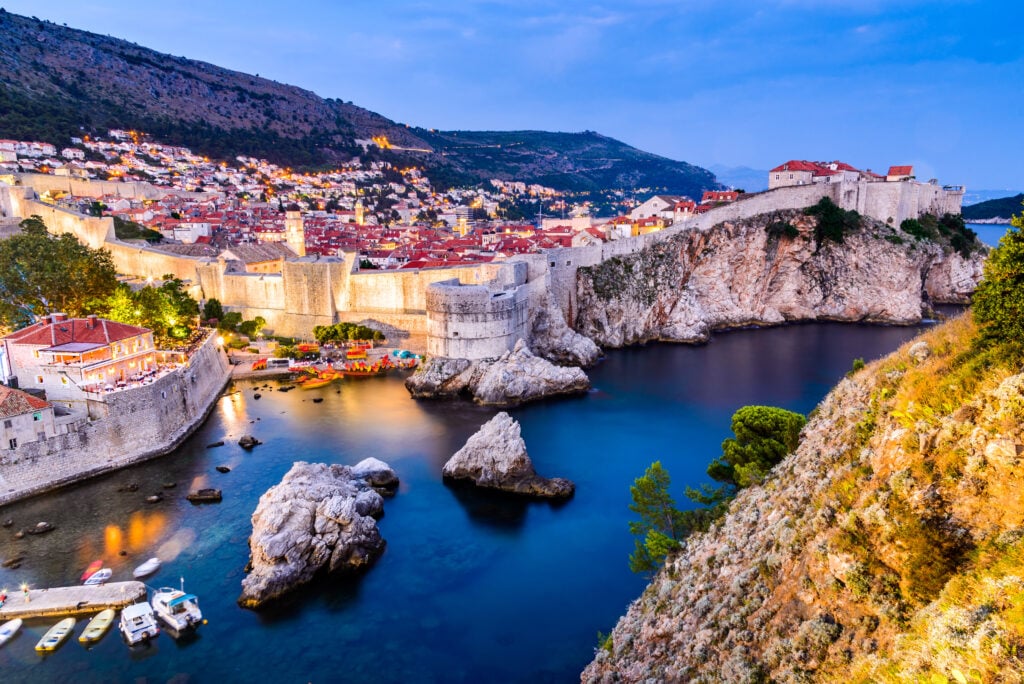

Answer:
[628,461,685,574]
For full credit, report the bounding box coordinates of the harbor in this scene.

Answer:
[0,582,147,620]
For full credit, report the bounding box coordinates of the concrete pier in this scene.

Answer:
[0,581,146,620]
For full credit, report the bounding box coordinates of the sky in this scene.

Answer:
[6,1,1023,190]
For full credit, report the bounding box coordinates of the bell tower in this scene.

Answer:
[284,206,306,257]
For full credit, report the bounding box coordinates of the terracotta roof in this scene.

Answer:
[887,165,914,176]
[0,385,50,418]
[3,316,151,347]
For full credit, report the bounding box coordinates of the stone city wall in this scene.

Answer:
[425,279,530,359]
[13,172,215,202]
[0,333,231,505]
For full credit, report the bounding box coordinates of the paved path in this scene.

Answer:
[0,581,147,619]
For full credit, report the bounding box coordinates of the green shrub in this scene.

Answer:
[804,197,861,245]
[972,210,1024,354]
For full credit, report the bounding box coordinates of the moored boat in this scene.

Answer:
[300,376,335,389]
[80,559,103,581]
[0,618,22,648]
[151,586,203,635]
[35,617,75,652]
[119,602,159,645]
[133,557,162,579]
[83,568,112,585]
[78,609,115,644]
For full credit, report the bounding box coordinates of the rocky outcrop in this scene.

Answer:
[575,212,986,347]
[443,412,574,498]
[238,459,397,609]
[406,340,590,406]
[529,296,602,368]
[583,317,1024,682]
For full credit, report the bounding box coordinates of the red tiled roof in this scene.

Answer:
[770,160,821,173]
[0,384,51,418]
[3,316,151,348]
[887,165,913,176]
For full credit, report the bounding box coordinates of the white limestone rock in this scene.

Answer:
[443,412,574,498]
[529,297,602,368]
[575,213,987,348]
[406,340,590,407]
[238,460,397,609]
[350,457,400,492]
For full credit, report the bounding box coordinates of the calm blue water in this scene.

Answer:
[970,222,1010,248]
[0,322,935,682]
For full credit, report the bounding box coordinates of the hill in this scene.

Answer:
[584,313,1024,682]
[0,10,717,197]
[963,193,1024,222]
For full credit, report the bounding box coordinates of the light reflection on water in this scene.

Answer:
[0,322,936,683]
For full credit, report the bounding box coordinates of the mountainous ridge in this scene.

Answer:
[0,10,717,197]
[963,194,1024,222]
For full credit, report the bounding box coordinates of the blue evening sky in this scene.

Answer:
[8,1,1023,190]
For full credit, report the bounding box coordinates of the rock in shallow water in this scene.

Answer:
[406,340,590,407]
[443,412,574,499]
[238,459,398,609]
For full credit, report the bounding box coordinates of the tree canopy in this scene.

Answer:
[0,215,119,332]
[707,406,807,488]
[101,276,199,345]
[628,461,688,574]
[972,206,1024,353]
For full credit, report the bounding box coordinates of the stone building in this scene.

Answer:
[0,384,56,451]
[2,313,158,412]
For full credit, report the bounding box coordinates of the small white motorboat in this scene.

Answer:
[133,557,161,579]
[151,585,202,635]
[119,602,160,645]
[79,608,116,644]
[35,617,76,652]
[0,618,22,648]
[83,568,112,585]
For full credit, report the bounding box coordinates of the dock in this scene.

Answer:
[0,581,147,620]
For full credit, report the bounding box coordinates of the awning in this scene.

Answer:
[167,593,198,608]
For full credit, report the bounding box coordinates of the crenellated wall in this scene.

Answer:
[425,278,531,359]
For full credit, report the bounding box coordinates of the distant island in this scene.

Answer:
[0,10,717,198]
[962,193,1024,223]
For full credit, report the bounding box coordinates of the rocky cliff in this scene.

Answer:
[575,211,985,348]
[583,315,1024,682]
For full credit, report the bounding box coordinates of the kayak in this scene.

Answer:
[35,617,76,652]
[80,560,103,582]
[78,609,115,644]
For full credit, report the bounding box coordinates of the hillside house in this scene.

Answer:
[629,195,685,220]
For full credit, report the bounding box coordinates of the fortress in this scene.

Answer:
[0,173,964,360]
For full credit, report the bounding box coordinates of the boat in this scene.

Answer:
[119,602,160,645]
[35,617,76,652]
[300,376,335,389]
[83,568,112,585]
[78,609,115,644]
[0,618,22,648]
[133,557,162,579]
[151,586,203,634]
[80,559,103,581]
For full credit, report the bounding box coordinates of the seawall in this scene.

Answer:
[0,333,231,506]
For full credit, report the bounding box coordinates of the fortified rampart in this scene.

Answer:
[0,175,963,351]
[425,264,530,359]
[0,332,231,505]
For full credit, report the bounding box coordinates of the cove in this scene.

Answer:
[0,321,932,683]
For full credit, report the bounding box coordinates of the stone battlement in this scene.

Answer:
[425,279,530,360]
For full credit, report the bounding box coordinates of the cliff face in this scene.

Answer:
[583,316,1024,683]
[575,212,985,348]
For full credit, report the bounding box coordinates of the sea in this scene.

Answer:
[971,221,1011,248]
[0,319,949,683]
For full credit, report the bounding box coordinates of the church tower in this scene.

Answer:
[355,200,365,226]
[284,205,306,257]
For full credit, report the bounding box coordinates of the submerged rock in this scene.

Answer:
[406,340,590,407]
[187,488,222,503]
[238,435,261,450]
[443,412,574,499]
[238,459,399,609]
